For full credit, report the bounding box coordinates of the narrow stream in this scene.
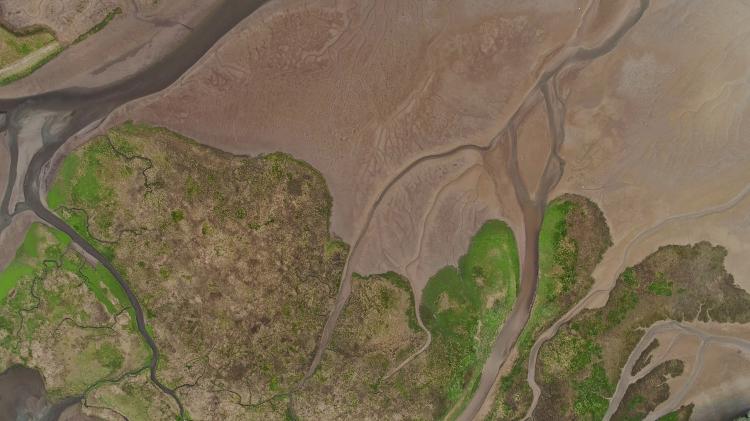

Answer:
[456,80,565,421]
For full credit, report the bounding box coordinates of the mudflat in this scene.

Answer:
[1,0,750,420]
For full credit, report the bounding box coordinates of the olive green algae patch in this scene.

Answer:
[489,194,612,421]
[533,242,750,420]
[298,219,519,420]
[48,121,349,418]
[0,223,149,400]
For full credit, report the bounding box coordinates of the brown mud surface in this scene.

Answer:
[109,0,590,252]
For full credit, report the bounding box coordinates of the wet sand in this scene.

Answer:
[0,365,80,421]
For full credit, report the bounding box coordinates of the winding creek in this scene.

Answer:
[0,0,270,417]
[460,3,650,420]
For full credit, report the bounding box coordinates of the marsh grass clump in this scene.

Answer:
[170,210,184,223]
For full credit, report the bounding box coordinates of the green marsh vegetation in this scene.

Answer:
[0,223,148,398]
[298,221,520,420]
[0,26,55,65]
[419,219,519,418]
[47,121,349,417]
[489,194,612,420]
[534,241,750,420]
[612,359,684,421]
[72,8,122,44]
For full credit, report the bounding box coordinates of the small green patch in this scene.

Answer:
[18,223,45,258]
[171,210,184,223]
[648,273,673,296]
[185,176,200,199]
[94,342,125,370]
[73,7,123,44]
[573,364,613,419]
[270,376,280,392]
[0,25,55,65]
[324,239,348,260]
[658,413,679,421]
[0,261,34,302]
[78,264,114,312]
[47,154,81,209]
[622,267,637,287]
